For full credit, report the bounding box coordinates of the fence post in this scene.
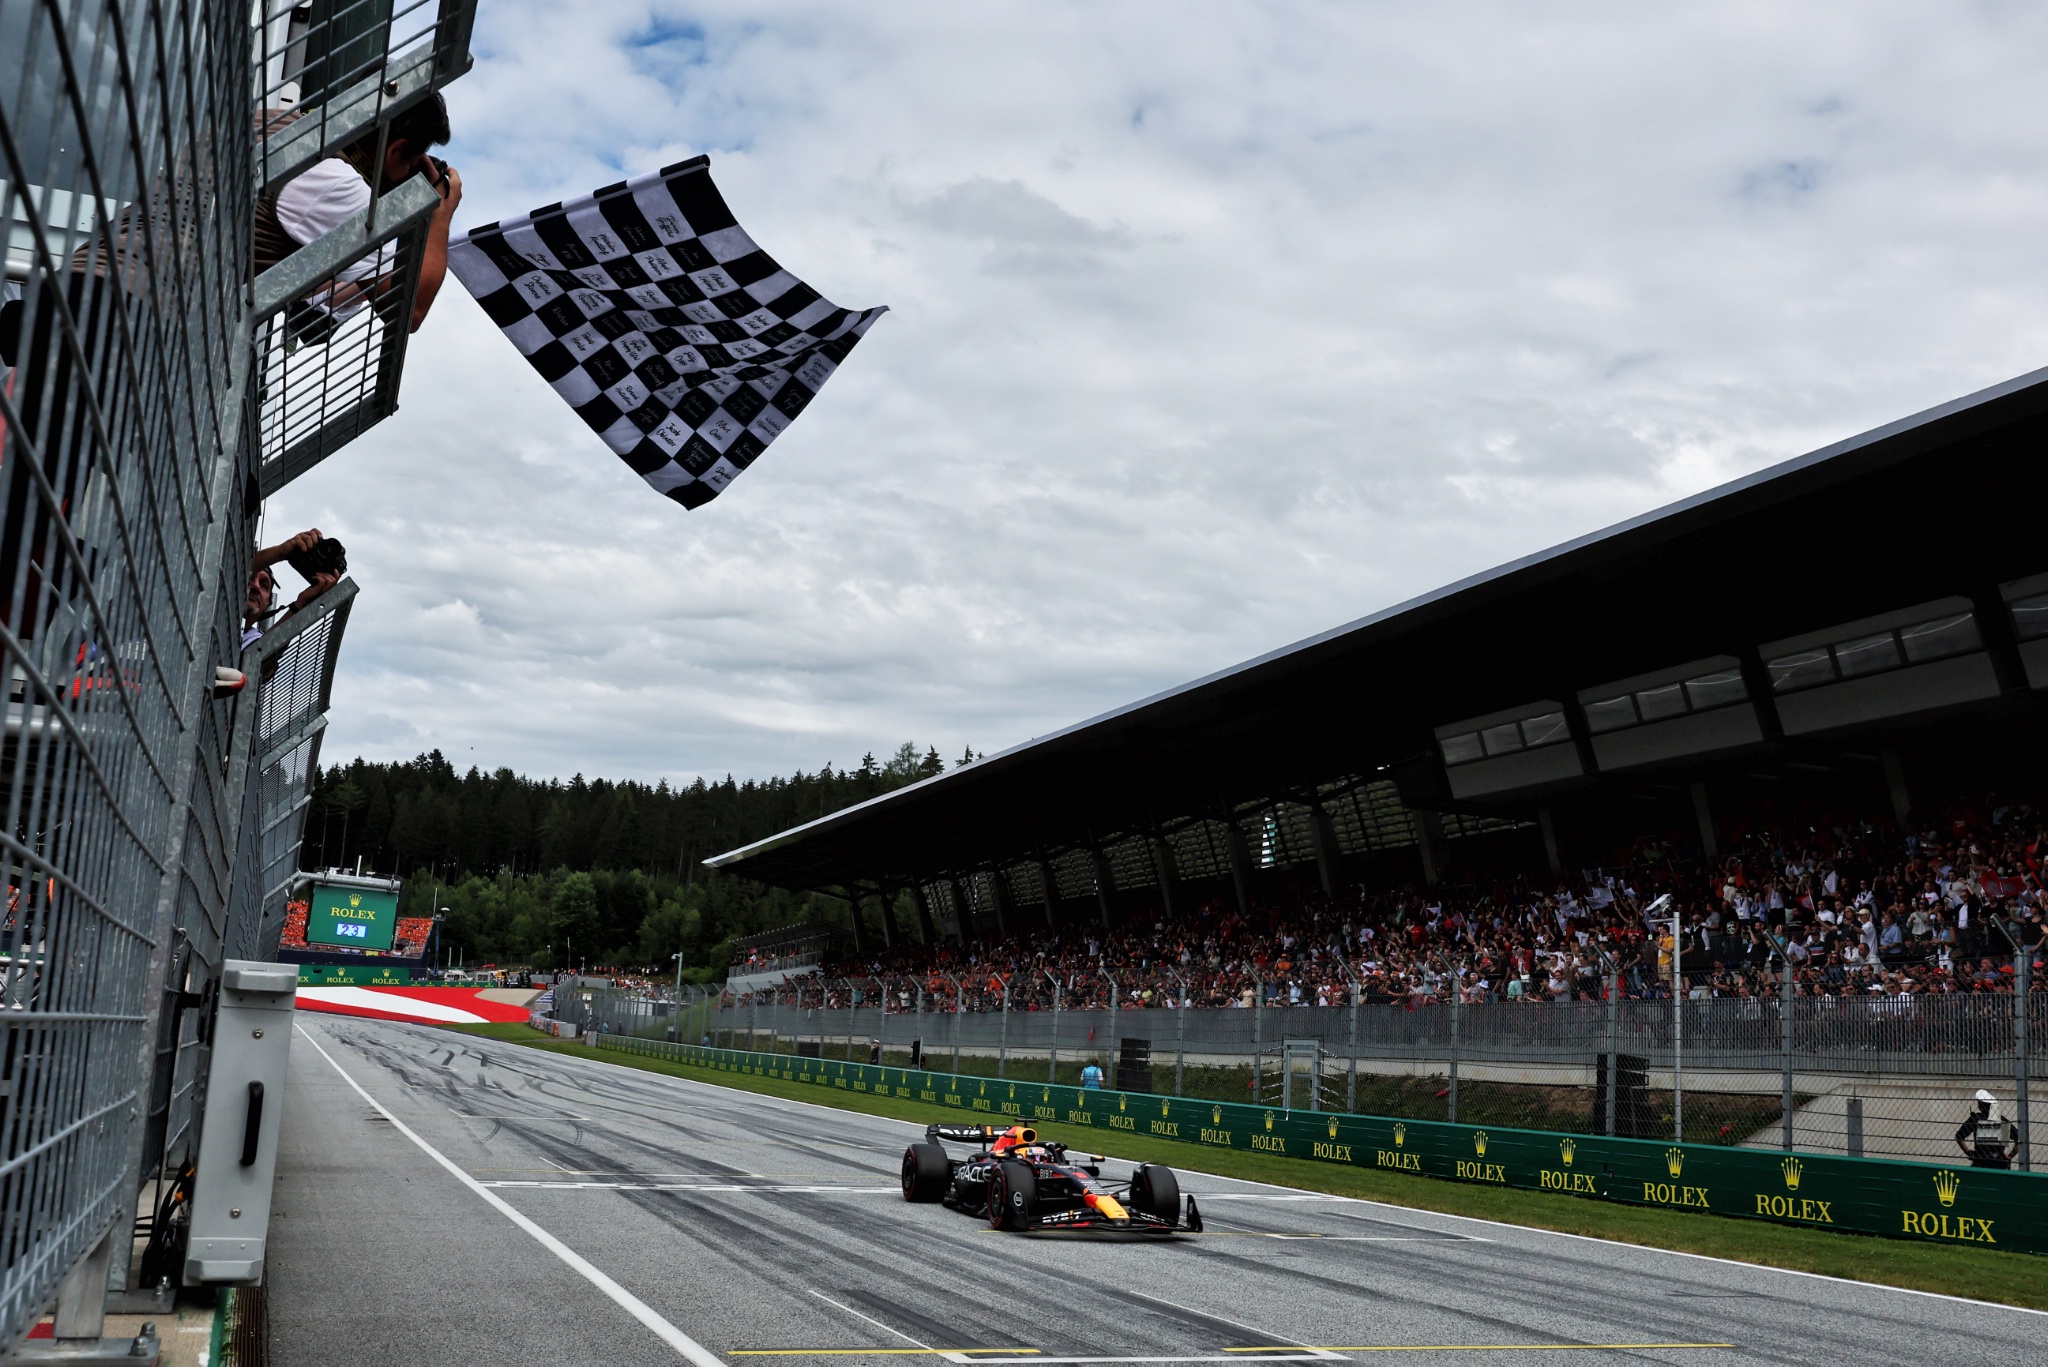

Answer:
[1172,970,1188,1096]
[1252,973,1264,1101]
[751,991,760,1053]
[1347,976,1360,1114]
[998,978,1010,1079]
[2017,943,2032,1172]
[1447,971,1460,1125]
[948,975,963,1074]
[1604,969,1619,1138]
[1046,970,1061,1083]
[1780,941,1796,1152]
[1105,974,1120,1090]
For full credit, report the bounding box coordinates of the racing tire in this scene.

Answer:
[987,1160,1037,1230]
[901,1143,950,1203]
[1129,1163,1180,1226]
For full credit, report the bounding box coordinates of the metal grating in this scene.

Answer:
[1164,818,1232,881]
[1103,835,1155,892]
[1048,849,1096,902]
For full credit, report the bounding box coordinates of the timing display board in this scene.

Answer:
[304,883,399,952]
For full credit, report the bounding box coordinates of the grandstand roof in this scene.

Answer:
[708,366,2048,894]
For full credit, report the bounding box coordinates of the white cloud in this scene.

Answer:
[270,0,2048,785]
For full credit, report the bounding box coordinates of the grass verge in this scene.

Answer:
[443,1025,2048,1313]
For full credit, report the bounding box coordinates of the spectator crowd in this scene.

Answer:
[742,796,2048,1013]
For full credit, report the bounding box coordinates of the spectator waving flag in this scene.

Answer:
[446,156,885,508]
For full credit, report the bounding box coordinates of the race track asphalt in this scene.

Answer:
[269,1017,2044,1366]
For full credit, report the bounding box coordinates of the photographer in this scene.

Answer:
[242,528,345,649]
[1955,1089,2018,1169]
[254,92,462,335]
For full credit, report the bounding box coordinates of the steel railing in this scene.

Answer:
[0,0,475,1347]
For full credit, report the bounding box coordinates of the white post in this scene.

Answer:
[1045,969,1062,1083]
[1646,894,1679,1144]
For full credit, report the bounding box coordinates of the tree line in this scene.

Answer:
[305,741,971,974]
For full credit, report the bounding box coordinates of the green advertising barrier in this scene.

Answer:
[295,964,416,986]
[597,1034,2048,1257]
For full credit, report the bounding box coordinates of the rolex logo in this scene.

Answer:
[1559,1137,1576,1167]
[1934,1169,1961,1208]
[1213,1105,1224,1124]
[1393,1122,1406,1147]
[1665,1147,1685,1178]
[1264,1111,1276,1131]
[1118,1094,1127,1112]
[978,1081,986,1095]
[1473,1131,1488,1157]
[1162,1099,1171,1117]
[348,893,362,907]
[1328,1117,1340,1139]
[1781,1157,1802,1192]
[1008,1084,1016,1099]
[1042,1088,1051,1102]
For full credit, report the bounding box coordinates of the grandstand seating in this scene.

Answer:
[763,795,2048,1009]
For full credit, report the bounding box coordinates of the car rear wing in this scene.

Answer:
[926,1123,1002,1146]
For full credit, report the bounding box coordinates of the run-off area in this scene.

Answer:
[269,1019,2039,1367]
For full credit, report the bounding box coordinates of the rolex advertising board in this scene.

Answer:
[304,881,399,951]
[607,1036,2048,1258]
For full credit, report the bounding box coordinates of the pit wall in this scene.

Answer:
[598,1036,2046,1257]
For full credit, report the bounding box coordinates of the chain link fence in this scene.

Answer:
[570,974,2045,1170]
[0,0,474,1348]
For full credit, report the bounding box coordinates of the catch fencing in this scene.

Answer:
[573,976,2045,1170]
[0,0,474,1349]
[608,1035,2048,1259]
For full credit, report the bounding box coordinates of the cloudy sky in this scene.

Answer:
[270,1,2048,787]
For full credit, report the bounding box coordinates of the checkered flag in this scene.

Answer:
[446,156,886,508]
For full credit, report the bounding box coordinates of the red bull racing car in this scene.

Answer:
[900,1123,1200,1235]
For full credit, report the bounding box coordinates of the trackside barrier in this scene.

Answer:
[600,1036,2048,1257]
[530,1014,578,1039]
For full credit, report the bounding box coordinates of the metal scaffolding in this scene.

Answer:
[0,0,474,1349]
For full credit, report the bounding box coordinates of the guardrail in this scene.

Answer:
[603,1035,2048,1258]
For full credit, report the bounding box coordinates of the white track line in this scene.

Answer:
[298,1024,728,1365]
[534,1039,2048,1321]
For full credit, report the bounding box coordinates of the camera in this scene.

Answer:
[286,537,347,584]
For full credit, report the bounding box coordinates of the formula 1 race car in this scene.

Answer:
[900,1123,1201,1235]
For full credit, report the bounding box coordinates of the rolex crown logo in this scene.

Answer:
[1008,1084,1016,1099]
[1163,1099,1171,1117]
[1264,1111,1276,1131]
[1042,1088,1051,1102]
[1665,1147,1685,1178]
[1213,1105,1224,1124]
[349,893,362,907]
[1559,1137,1576,1167]
[1328,1117,1340,1139]
[1118,1094,1127,1112]
[1781,1156,1802,1191]
[1934,1169,1961,1208]
[1473,1131,1488,1157]
[978,1081,986,1095]
[1393,1122,1406,1147]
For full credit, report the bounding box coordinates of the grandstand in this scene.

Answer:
[708,367,2048,1004]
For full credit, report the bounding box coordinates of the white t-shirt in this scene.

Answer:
[274,159,393,284]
